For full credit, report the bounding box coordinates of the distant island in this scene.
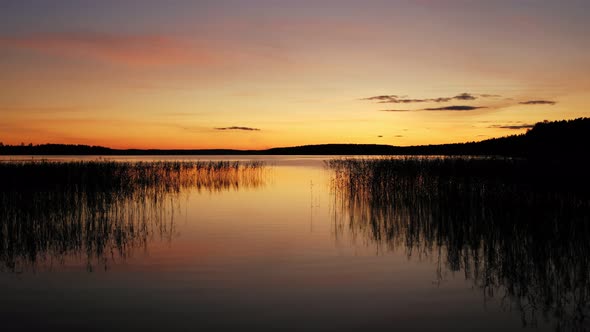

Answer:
[1,118,588,160]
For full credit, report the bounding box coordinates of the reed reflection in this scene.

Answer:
[328,157,590,331]
[0,161,266,272]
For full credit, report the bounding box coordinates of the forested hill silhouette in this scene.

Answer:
[1,118,588,159]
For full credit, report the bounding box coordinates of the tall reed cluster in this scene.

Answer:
[328,157,590,330]
[0,160,266,272]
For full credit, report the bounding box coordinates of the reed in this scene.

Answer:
[0,160,266,272]
[0,160,266,193]
[328,157,590,330]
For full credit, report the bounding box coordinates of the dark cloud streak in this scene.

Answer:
[519,100,556,105]
[380,105,487,112]
[489,124,534,130]
[423,105,486,111]
[453,93,477,100]
[214,126,261,131]
[363,92,485,104]
[363,95,399,101]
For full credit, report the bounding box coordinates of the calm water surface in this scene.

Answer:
[0,156,587,331]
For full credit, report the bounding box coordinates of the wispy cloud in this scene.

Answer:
[0,106,84,114]
[489,124,534,130]
[214,126,261,131]
[380,105,486,112]
[519,100,557,105]
[363,92,486,104]
[364,95,401,102]
[453,93,477,101]
[364,95,448,103]
[0,32,215,67]
[423,105,486,111]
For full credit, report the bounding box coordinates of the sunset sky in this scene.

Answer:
[1,0,589,149]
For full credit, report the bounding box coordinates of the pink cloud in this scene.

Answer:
[0,32,216,67]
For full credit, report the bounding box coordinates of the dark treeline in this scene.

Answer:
[328,157,590,331]
[1,118,588,159]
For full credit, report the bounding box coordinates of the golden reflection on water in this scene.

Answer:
[0,158,588,330]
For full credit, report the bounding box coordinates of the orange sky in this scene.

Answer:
[1,1,589,149]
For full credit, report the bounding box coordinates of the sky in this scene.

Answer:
[1,0,589,149]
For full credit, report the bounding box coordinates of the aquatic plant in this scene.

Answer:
[328,157,590,331]
[0,160,266,272]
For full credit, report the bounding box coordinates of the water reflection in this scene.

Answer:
[0,161,266,272]
[328,157,590,331]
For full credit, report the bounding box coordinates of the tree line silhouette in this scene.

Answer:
[1,118,588,160]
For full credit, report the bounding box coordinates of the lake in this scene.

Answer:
[0,156,588,331]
